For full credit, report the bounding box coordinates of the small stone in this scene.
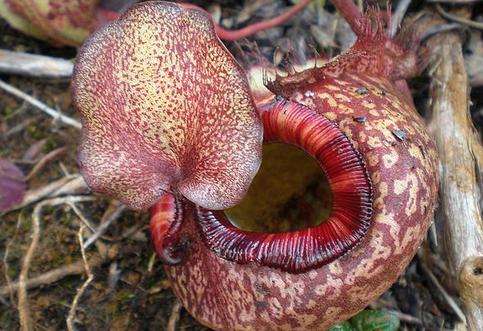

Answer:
[353,116,367,123]
[392,129,407,141]
[356,87,368,95]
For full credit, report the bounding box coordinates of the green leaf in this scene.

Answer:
[350,310,400,331]
[328,321,354,331]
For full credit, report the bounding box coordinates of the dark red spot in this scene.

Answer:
[353,116,367,123]
[356,87,368,95]
[392,129,407,141]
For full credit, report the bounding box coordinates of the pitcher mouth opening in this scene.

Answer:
[225,142,333,233]
[151,100,373,273]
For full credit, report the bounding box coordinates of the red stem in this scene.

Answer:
[181,0,311,41]
[97,1,311,42]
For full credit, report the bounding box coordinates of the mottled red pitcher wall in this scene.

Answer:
[163,74,438,330]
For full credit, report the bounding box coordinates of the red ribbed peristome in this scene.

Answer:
[195,100,372,273]
[150,193,186,265]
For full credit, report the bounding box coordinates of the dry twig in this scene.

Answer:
[426,21,483,330]
[435,4,483,30]
[25,147,67,180]
[18,201,42,331]
[0,249,116,297]
[50,176,89,196]
[66,226,94,331]
[3,118,36,138]
[0,79,81,129]
[0,49,73,78]
[167,300,183,331]
[2,214,25,304]
[420,22,461,41]
[84,203,127,249]
[387,310,422,325]
[4,175,89,213]
[146,279,171,295]
[419,253,467,323]
[389,0,412,37]
[68,202,97,233]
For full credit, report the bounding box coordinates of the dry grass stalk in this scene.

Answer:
[84,202,127,249]
[0,250,114,297]
[25,147,67,180]
[167,300,182,331]
[66,226,94,331]
[18,201,42,331]
[435,4,483,30]
[419,252,467,323]
[2,214,24,304]
[4,175,89,213]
